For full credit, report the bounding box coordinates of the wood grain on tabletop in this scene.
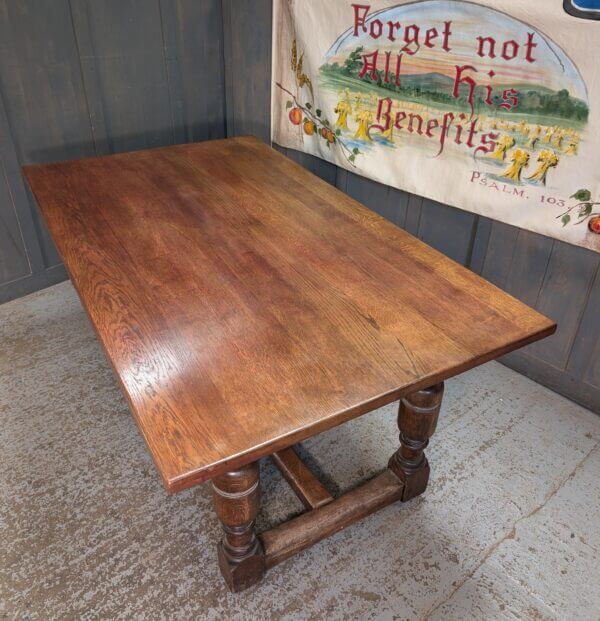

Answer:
[23,137,556,492]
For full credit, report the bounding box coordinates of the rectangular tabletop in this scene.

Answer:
[24,137,556,493]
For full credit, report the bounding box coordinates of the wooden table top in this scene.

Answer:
[24,137,555,493]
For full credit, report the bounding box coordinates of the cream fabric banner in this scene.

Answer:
[271,0,600,252]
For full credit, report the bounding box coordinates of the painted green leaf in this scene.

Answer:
[353,147,359,155]
[579,203,593,217]
[349,154,356,163]
[561,214,571,226]
[316,109,322,117]
[305,102,312,110]
[335,129,341,136]
[571,189,591,202]
[286,100,292,109]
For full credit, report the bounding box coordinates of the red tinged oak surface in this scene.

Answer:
[23,137,556,493]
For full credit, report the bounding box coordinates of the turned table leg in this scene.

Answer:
[389,382,444,501]
[212,462,265,592]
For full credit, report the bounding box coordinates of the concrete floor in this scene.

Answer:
[0,281,599,621]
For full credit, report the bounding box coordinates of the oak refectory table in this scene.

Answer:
[24,137,556,592]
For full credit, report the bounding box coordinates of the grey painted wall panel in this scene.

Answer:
[0,0,227,304]
[335,167,348,193]
[346,173,391,222]
[309,154,338,186]
[222,0,272,142]
[344,173,409,227]
[0,159,30,283]
[469,216,492,275]
[274,146,339,187]
[525,243,599,368]
[417,199,476,266]
[0,0,96,268]
[72,0,174,153]
[404,194,423,236]
[0,1,95,162]
[0,92,45,281]
[388,188,410,229]
[480,221,520,288]
[159,0,226,144]
[502,348,600,414]
[567,265,600,389]
[503,230,553,307]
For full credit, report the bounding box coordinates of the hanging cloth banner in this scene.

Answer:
[271,0,600,252]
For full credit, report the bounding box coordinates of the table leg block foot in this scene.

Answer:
[217,542,266,592]
[388,455,430,501]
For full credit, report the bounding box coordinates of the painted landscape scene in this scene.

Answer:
[315,1,589,189]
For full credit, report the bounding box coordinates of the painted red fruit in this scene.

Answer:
[289,107,302,125]
[588,216,600,234]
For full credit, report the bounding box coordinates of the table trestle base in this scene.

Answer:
[211,382,444,592]
[261,467,405,568]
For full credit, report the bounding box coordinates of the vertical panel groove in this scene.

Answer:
[217,0,228,140]
[464,215,479,269]
[564,259,600,369]
[0,160,32,281]
[157,0,177,145]
[222,0,236,137]
[68,0,99,156]
[69,0,111,155]
[532,240,555,309]
[501,229,521,290]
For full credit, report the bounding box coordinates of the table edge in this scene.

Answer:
[165,321,555,494]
